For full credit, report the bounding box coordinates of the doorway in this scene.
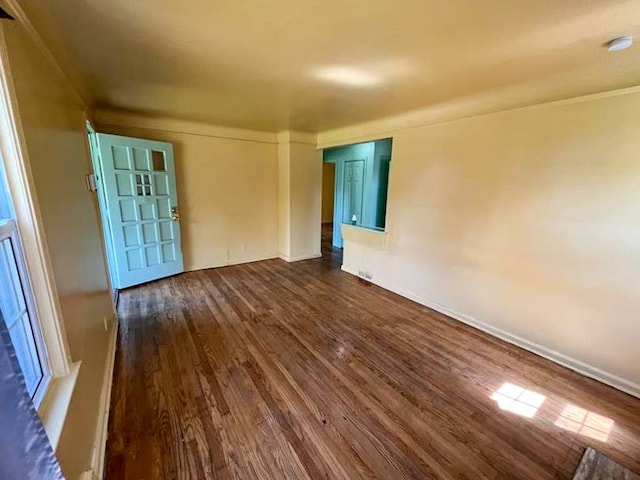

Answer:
[88,131,185,291]
[321,161,336,256]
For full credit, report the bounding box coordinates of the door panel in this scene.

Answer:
[343,159,365,226]
[96,134,184,288]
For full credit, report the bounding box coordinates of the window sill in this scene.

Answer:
[37,361,81,450]
[340,222,386,233]
[32,373,53,410]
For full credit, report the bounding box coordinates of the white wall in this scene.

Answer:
[96,120,280,271]
[289,141,322,260]
[278,140,291,257]
[334,91,640,396]
[278,132,322,261]
[97,121,324,269]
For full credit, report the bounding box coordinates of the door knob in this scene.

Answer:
[171,206,180,221]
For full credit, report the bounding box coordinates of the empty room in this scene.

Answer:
[0,0,639,479]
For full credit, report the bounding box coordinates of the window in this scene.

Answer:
[0,162,47,399]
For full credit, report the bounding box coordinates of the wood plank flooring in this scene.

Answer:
[106,227,640,479]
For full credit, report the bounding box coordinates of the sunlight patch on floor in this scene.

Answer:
[555,405,614,442]
[490,382,546,419]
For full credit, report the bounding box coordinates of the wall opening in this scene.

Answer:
[322,138,392,248]
[321,162,336,257]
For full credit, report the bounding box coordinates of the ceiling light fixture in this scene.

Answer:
[606,36,633,52]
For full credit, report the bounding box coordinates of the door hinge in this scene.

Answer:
[85,173,97,192]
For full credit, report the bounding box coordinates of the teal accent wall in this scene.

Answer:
[323,138,392,248]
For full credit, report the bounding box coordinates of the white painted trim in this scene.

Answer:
[279,252,322,262]
[95,109,279,144]
[88,319,118,480]
[3,0,89,110]
[341,265,640,399]
[186,253,279,272]
[1,219,52,405]
[0,24,72,376]
[86,127,120,298]
[317,84,640,148]
[38,361,81,450]
[227,254,279,267]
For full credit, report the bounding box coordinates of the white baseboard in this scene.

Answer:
[341,265,640,399]
[187,253,278,272]
[279,252,322,262]
[227,253,278,267]
[85,318,118,480]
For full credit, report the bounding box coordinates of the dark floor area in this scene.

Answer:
[106,225,640,479]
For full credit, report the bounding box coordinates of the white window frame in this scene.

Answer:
[0,218,52,404]
[0,24,72,400]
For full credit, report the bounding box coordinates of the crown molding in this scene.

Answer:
[95,109,280,144]
[317,83,640,148]
[3,0,90,112]
[277,130,317,145]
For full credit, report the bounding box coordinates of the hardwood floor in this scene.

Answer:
[106,225,640,479]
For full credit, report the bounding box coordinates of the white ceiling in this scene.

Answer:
[12,0,640,132]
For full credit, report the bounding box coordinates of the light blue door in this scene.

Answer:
[96,134,184,289]
[342,159,365,226]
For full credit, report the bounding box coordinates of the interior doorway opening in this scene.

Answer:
[322,138,392,249]
[321,161,336,256]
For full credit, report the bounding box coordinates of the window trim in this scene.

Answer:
[0,218,52,405]
[0,24,72,387]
